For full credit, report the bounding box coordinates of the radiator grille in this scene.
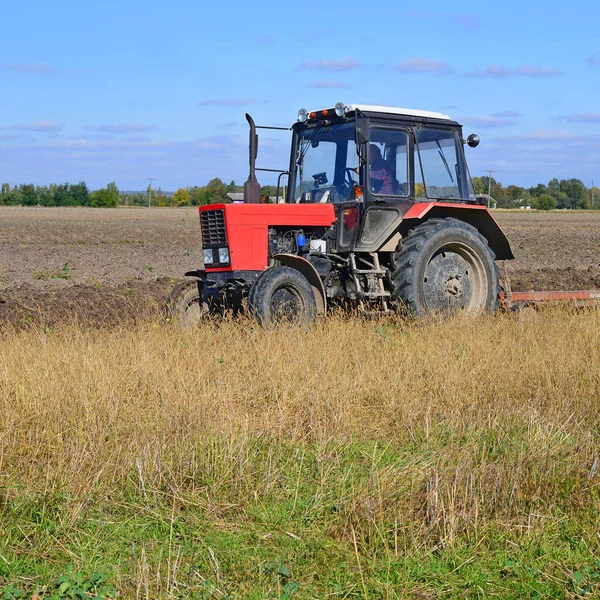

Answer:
[200,209,227,245]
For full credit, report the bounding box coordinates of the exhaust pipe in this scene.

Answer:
[243,113,261,204]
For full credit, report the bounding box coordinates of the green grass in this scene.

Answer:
[2,436,599,599]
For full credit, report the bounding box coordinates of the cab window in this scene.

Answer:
[415,128,474,200]
[368,128,409,198]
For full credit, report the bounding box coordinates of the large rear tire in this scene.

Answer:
[248,266,317,327]
[390,218,500,316]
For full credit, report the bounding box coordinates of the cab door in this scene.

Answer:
[355,125,413,252]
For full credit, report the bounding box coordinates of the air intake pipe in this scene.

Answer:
[243,113,261,204]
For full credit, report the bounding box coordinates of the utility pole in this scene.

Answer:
[485,170,495,208]
[147,178,155,208]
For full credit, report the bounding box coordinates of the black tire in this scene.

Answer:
[248,266,317,327]
[390,218,500,316]
[166,280,209,327]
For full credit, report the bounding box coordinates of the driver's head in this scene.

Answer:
[369,144,382,164]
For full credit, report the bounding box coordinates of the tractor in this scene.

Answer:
[169,102,517,326]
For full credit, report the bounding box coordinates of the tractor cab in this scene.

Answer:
[288,103,479,206]
[286,103,481,253]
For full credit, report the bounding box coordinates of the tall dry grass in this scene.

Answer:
[1,308,599,595]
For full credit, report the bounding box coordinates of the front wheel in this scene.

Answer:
[390,218,500,316]
[248,266,317,327]
[166,280,209,326]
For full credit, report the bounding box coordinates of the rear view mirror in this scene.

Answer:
[467,134,480,148]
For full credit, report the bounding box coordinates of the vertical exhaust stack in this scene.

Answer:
[243,113,261,204]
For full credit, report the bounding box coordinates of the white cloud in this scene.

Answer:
[308,80,351,89]
[85,124,157,133]
[8,121,64,133]
[466,64,562,78]
[395,57,451,74]
[300,57,363,72]
[5,63,53,74]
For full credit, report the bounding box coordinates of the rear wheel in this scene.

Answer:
[390,218,500,316]
[248,266,317,327]
[166,280,208,326]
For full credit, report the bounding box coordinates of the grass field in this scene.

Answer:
[1,309,600,598]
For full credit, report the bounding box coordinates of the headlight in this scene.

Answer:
[297,108,308,122]
[218,247,230,263]
[203,249,214,264]
[334,102,346,117]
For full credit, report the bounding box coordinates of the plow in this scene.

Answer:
[168,102,600,326]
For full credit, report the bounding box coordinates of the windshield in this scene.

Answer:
[415,128,475,200]
[293,122,358,203]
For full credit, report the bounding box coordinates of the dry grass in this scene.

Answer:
[1,309,599,597]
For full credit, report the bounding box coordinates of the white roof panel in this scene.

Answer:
[344,104,451,121]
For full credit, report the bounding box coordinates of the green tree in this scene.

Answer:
[70,181,90,206]
[173,188,191,207]
[52,183,70,206]
[471,176,485,195]
[189,186,207,206]
[531,194,557,210]
[559,178,586,209]
[20,184,37,206]
[205,178,229,204]
[90,188,119,207]
[227,180,237,193]
[2,185,21,205]
[529,183,549,197]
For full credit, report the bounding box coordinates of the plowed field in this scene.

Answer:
[2,207,600,325]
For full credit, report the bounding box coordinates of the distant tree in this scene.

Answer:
[548,178,560,192]
[471,176,485,195]
[591,187,600,210]
[531,194,557,210]
[227,180,237,193]
[173,188,190,207]
[529,183,549,198]
[52,183,70,206]
[107,181,120,200]
[2,185,21,206]
[492,183,512,208]
[188,186,206,206]
[38,186,53,206]
[205,178,229,204]
[560,178,586,209]
[20,184,37,206]
[90,188,119,208]
[70,181,90,206]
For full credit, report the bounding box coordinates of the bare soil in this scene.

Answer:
[2,207,600,326]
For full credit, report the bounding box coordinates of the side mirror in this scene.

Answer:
[467,134,480,148]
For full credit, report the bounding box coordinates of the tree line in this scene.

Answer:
[1,176,598,210]
[472,176,599,210]
[0,178,279,208]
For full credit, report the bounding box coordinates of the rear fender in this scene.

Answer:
[272,253,326,315]
[400,203,514,260]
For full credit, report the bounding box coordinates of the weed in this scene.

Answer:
[33,263,71,281]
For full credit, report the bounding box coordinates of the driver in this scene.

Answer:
[369,144,393,195]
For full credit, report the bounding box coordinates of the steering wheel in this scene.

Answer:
[333,168,357,201]
[344,168,357,187]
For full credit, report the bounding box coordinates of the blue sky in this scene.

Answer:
[1,0,599,190]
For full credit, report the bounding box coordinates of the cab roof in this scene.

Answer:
[343,104,451,121]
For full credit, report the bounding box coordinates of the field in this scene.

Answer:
[1,207,600,598]
[2,207,600,326]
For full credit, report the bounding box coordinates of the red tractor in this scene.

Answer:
[170,102,516,326]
